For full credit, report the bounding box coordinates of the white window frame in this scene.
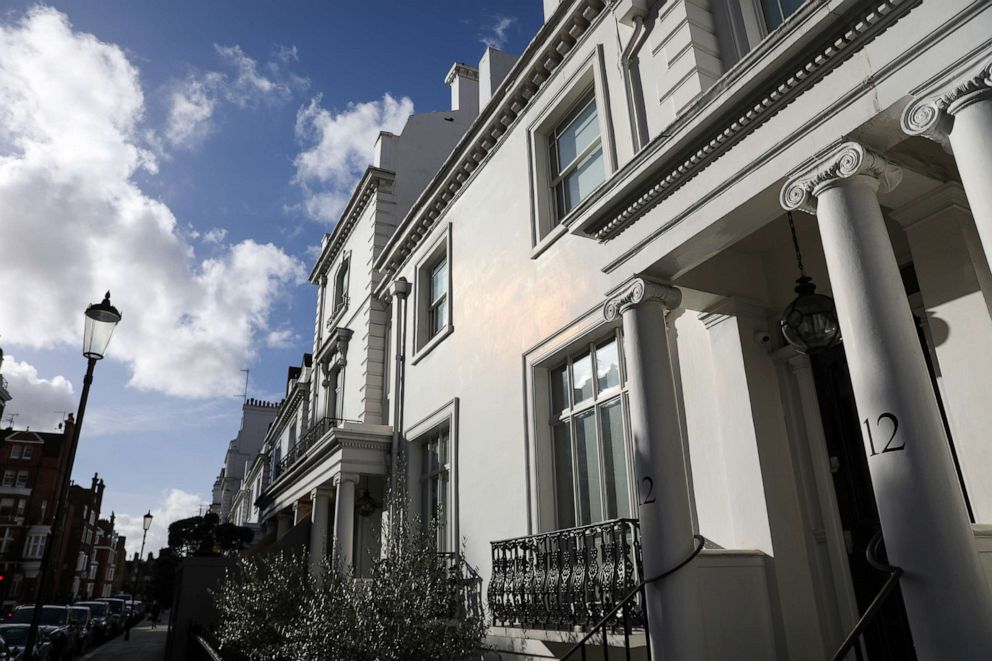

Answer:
[0,529,13,554]
[21,446,32,460]
[9,445,20,460]
[24,534,45,559]
[405,399,459,553]
[527,45,616,255]
[331,253,351,322]
[412,224,453,363]
[15,471,28,488]
[525,306,637,533]
[1,471,14,488]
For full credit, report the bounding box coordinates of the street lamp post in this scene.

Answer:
[137,511,152,598]
[24,292,121,657]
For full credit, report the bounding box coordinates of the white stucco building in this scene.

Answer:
[208,398,279,522]
[245,0,992,658]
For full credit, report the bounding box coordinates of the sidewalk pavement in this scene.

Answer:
[79,621,167,661]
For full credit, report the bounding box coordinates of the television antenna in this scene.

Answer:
[3,412,17,428]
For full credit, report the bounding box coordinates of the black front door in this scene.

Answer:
[811,345,916,660]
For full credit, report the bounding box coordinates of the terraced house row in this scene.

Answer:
[213,0,992,658]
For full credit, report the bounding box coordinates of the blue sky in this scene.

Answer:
[0,0,542,555]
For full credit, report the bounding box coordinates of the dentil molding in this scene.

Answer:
[780,141,902,214]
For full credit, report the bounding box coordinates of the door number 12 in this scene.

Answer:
[864,412,903,456]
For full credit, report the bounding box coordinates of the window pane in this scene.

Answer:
[555,99,599,171]
[553,422,575,529]
[600,398,630,519]
[563,146,604,212]
[574,410,603,524]
[596,338,620,392]
[430,258,447,304]
[551,365,568,416]
[572,351,593,404]
[760,0,804,30]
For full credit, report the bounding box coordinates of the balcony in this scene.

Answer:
[488,518,645,632]
[273,417,349,479]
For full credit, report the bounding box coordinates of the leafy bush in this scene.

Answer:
[213,514,485,661]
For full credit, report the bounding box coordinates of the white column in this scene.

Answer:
[332,473,358,571]
[903,56,992,270]
[782,141,992,659]
[893,184,992,520]
[309,486,333,576]
[603,277,701,660]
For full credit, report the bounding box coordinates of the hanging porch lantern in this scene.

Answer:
[780,212,841,353]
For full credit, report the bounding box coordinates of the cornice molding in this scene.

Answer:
[308,167,395,284]
[376,0,611,280]
[780,141,902,213]
[444,62,480,84]
[603,276,681,321]
[589,0,919,241]
[902,51,992,145]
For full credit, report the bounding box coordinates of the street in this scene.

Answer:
[79,622,166,661]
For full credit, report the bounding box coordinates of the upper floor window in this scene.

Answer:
[1,470,14,488]
[22,446,32,460]
[24,534,45,559]
[549,331,631,529]
[427,257,448,340]
[715,0,806,68]
[9,445,20,460]
[333,258,350,316]
[0,529,13,554]
[15,471,28,488]
[549,92,605,225]
[413,225,453,360]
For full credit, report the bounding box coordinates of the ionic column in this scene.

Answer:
[903,56,992,270]
[782,141,992,659]
[332,473,358,571]
[603,277,700,660]
[275,510,292,540]
[309,486,333,576]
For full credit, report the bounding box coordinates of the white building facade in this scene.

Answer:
[248,1,992,658]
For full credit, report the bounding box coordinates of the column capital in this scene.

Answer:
[902,56,992,144]
[781,141,902,214]
[603,276,681,322]
[333,472,360,487]
[311,485,334,500]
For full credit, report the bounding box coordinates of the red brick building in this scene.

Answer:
[0,422,75,610]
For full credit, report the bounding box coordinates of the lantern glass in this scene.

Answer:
[143,510,153,531]
[83,292,122,359]
[780,277,841,354]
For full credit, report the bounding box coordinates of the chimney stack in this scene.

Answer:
[478,47,519,109]
[444,63,480,116]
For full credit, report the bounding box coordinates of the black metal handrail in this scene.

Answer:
[562,534,706,660]
[275,416,348,476]
[438,552,484,622]
[489,518,645,631]
[831,531,903,661]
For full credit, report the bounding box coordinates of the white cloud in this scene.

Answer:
[265,328,296,348]
[1,356,74,431]
[293,93,413,222]
[116,488,209,559]
[0,7,306,399]
[481,16,516,49]
[164,43,306,149]
[201,227,228,244]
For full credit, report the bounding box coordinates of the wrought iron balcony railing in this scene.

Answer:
[488,518,644,631]
[274,416,348,478]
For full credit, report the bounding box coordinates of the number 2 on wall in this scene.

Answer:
[864,412,903,456]
[640,477,656,506]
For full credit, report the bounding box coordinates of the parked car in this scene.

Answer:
[0,606,58,661]
[0,623,53,660]
[72,601,110,643]
[95,598,127,634]
[2,613,65,661]
[66,606,94,653]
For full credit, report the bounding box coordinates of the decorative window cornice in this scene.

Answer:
[309,167,395,284]
[375,0,611,281]
[587,0,920,241]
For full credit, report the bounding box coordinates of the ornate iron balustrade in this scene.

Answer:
[438,552,484,622]
[489,518,644,631]
[275,416,341,476]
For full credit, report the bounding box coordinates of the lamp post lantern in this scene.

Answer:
[137,510,153,598]
[24,292,121,656]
